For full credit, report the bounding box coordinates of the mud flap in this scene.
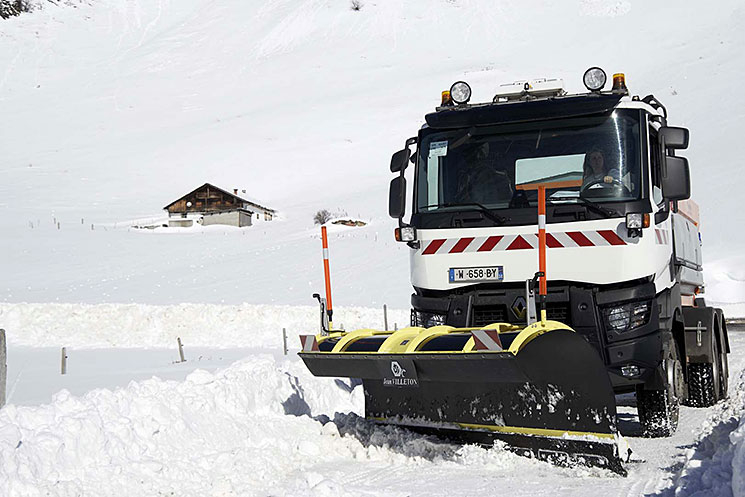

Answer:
[300,328,628,474]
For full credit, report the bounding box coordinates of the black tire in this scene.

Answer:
[637,339,684,437]
[686,328,722,407]
[686,363,717,407]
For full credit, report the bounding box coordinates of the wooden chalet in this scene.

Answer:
[163,183,275,228]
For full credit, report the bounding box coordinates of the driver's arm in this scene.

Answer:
[603,168,621,183]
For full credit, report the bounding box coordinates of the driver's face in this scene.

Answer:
[588,152,604,173]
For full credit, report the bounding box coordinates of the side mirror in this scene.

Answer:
[662,156,691,201]
[390,149,411,173]
[659,126,689,150]
[388,176,406,218]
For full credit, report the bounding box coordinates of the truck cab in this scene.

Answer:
[389,69,729,436]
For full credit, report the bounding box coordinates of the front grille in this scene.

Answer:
[547,303,570,322]
[472,303,570,326]
[472,307,507,327]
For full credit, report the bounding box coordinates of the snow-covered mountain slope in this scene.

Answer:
[1,0,744,310]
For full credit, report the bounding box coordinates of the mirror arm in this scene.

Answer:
[397,166,406,227]
[401,136,418,172]
[396,137,417,227]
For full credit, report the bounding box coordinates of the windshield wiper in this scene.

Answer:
[448,127,476,150]
[423,202,509,225]
[549,196,619,218]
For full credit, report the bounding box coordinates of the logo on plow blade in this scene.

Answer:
[382,359,419,387]
[391,361,405,377]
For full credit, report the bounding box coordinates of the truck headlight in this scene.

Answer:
[395,226,417,242]
[411,310,446,328]
[626,213,643,229]
[603,301,651,333]
[625,213,649,229]
[625,213,649,238]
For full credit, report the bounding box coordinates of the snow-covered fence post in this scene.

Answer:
[0,329,6,407]
[282,328,288,356]
[383,304,389,331]
[61,347,67,375]
[177,337,186,363]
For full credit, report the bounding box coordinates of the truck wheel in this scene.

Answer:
[686,331,722,407]
[637,340,683,437]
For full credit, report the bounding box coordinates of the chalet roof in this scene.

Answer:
[163,183,276,213]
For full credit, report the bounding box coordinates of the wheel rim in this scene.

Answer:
[666,345,682,427]
[712,335,721,399]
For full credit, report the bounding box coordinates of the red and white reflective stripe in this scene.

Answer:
[300,335,320,352]
[421,230,627,255]
[655,229,670,245]
[471,329,503,351]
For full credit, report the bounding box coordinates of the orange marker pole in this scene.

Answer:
[321,226,334,328]
[538,185,547,325]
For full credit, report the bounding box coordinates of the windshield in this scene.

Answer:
[416,110,642,214]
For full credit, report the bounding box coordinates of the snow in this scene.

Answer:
[1,304,744,495]
[666,367,745,497]
[705,255,745,320]
[0,302,408,349]
[0,0,745,494]
[732,417,745,497]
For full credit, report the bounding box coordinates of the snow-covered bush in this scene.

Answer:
[0,0,30,19]
[313,209,332,225]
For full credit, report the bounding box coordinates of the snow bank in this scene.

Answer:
[0,355,535,496]
[731,417,745,497]
[0,357,351,495]
[706,254,745,319]
[671,369,745,496]
[0,303,409,349]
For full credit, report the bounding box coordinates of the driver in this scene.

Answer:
[582,148,620,187]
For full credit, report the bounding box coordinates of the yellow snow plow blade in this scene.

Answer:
[299,321,631,474]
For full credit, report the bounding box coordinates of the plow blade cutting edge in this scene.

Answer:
[299,323,631,474]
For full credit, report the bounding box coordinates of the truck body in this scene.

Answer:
[389,73,729,434]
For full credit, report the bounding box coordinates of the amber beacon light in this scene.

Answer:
[612,73,628,94]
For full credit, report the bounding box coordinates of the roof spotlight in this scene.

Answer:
[583,67,607,92]
[450,81,472,104]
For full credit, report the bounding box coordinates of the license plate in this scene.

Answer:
[449,266,503,283]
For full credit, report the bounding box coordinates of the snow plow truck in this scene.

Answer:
[299,68,729,474]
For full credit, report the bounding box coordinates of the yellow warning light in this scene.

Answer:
[612,73,628,94]
[441,90,454,106]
